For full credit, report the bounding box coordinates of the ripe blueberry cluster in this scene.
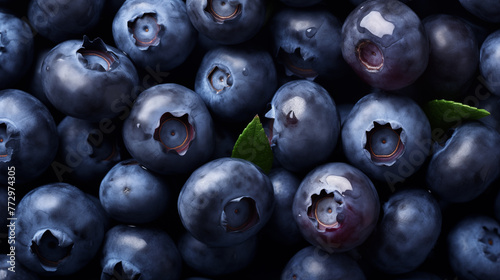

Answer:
[1,0,500,279]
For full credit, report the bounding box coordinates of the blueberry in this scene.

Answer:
[194,45,277,123]
[54,116,121,187]
[27,0,106,43]
[42,36,140,122]
[281,245,366,280]
[479,29,500,96]
[419,14,479,99]
[99,159,170,224]
[27,48,53,109]
[16,183,107,276]
[426,121,500,203]
[264,168,303,246]
[186,0,267,45]
[341,0,429,91]
[447,215,500,280]
[270,6,343,80]
[101,224,182,280]
[0,10,34,89]
[0,89,58,185]
[122,83,215,175]
[112,0,198,71]
[0,254,40,280]
[265,80,340,172]
[178,232,257,276]
[459,0,500,23]
[341,92,431,185]
[293,162,380,253]
[361,188,442,274]
[478,94,500,134]
[178,157,274,247]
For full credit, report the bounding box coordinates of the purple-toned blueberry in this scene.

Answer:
[99,159,170,224]
[178,157,274,247]
[265,80,340,172]
[186,0,267,45]
[341,0,429,91]
[361,188,442,274]
[178,232,257,277]
[16,183,107,276]
[447,215,500,280]
[112,0,197,72]
[341,92,431,185]
[293,162,380,253]
[479,30,500,96]
[281,246,366,280]
[41,36,140,122]
[122,83,215,175]
[426,121,500,203]
[0,89,58,185]
[101,224,182,280]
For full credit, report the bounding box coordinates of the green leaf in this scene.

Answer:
[231,115,273,173]
[423,99,490,140]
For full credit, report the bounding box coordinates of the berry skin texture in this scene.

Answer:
[293,162,380,253]
[281,246,366,280]
[341,0,429,91]
[122,83,215,175]
[177,157,275,247]
[0,89,58,185]
[426,121,500,203]
[447,215,500,280]
[266,80,340,173]
[100,225,182,280]
[480,29,500,96]
[341,92,431,184]
[16,183,107,276]
[361,188,442,274]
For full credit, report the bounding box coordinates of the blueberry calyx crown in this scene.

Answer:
[479,226,500,262]
[30,229,74,272]
[127,13,161,50]
[0,33,5,53]
[102,261,142,280]
[207,65,233,94]
[307,189,345,232]
[0,121,20,162]
[356,40,384,72]
[364,121,405,166]
[221,196,260,233]
[205,0,242,23]
[278,48,318,80]
[153,112,195,156]
[77,36,119,72]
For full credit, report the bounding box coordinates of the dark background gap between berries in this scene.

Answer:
[0,0,500,279]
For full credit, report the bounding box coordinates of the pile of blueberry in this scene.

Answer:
[1,0,500,279]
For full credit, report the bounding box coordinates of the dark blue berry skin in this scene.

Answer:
[0,10,34,90]
[55,116,121,187]
[27,48,53,109]
[122,83,215,175]
[419,14,479,99]
[447,215,500,280]
[280,0,322,7]
[341,92,432,185]
[0,254,40,280]
[186,0,267,45]
[178,157,274,247]
[426,121,500,203]
[459,0,500,23]
[99,159,170,224]
[270,6,343,81]
[112,0,197,72]
[293,162,380,253]
[341,0,429,91]
[100,224,182,280]
[479,94,500,134]
[42,36,140,122]
[178,232,257,277]
[361,188,442,275]
[27,0,105,43]
[480,30,500,96]
[264,168,302,246]
[281,246,366,280]
[194,45,277,123]
[265,80,340,173]
[16,183,107,276]
[0,89,58,185]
